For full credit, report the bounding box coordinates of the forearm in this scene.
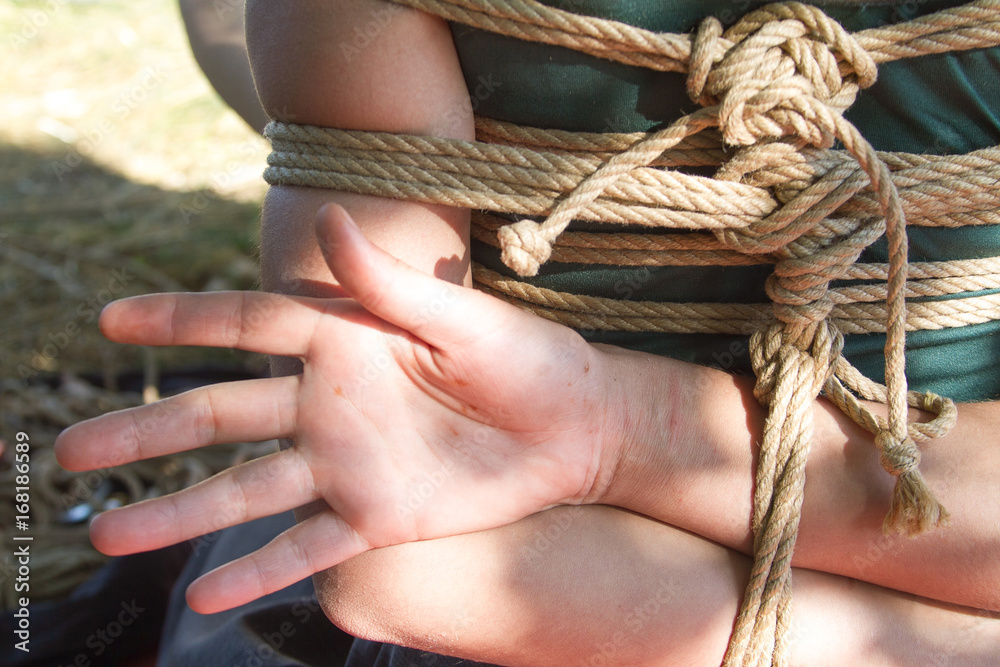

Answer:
[597,343,1000,610]
[247,0,474,299]
[179,0,270,133]
[322,505,999,666]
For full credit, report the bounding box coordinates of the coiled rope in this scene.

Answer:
[263,1,1000,664]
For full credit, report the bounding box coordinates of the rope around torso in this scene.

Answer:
[263,2,1000,664]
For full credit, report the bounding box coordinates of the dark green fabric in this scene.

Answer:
[453,1,1000,402]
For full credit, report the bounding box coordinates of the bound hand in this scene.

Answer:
[55,205,617,613]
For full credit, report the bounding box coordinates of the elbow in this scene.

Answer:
[311,559,399,645]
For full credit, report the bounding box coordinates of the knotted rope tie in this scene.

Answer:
[495,2,946,527]
[728,320,842,664]
[262,1,997,663]
[497,110,719,275]
[481,6,947,667]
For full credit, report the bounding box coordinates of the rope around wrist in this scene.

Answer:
[263,2,1000,664]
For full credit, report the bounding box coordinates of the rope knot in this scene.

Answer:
[873,429,949,535]
[873,429,950,535]
[750,319,843,407]
[498,219,553,277]
[690,2,877,148]
[874,430,920,476]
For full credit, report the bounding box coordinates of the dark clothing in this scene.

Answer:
[454,0,1000,403]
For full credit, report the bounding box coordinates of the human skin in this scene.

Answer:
[178,0,270,133]
[55,0,1000,664]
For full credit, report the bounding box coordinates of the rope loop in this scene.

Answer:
[687,17,724,105]
[694,2,878,147]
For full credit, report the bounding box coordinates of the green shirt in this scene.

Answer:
[453,0,1000,401]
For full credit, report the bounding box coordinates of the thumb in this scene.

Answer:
[315,203,500,349]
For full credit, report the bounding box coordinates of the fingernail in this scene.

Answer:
[315,204,340,256]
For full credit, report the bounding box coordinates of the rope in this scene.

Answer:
[263,2,1000,664]
[387,0,1000,70]
[265,125,1000,234]
[473,265,1000,333]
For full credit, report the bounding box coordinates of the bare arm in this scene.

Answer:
[246,0,474,300]
[242,2,998,659]
[179,0,270,132]
[598,345,1000,611]
[323,505,999,667]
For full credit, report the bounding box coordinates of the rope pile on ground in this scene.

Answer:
[262,2,1000,664]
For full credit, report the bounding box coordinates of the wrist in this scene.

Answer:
[587,344,760,553]
[585,343,680,509]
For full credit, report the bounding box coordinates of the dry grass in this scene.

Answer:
[1,0,269,379]
[1,0,275,603]
[1,0,268,196]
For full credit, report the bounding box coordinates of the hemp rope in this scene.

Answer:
[263,2,1000,664]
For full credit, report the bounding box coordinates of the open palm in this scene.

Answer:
[55,205,612,613]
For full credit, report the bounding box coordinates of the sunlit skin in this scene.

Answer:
[56,203,1000,607]
[55,204,615,614]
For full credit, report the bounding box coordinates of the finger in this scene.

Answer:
[88,448,318,556]
[55,376,299,471]
[98,290,326,355]
[185,509,370,614]
[316,203,509,349]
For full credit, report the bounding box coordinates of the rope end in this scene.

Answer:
[883,470,950,536]
[498,220,553,277]
[875,430,949,536]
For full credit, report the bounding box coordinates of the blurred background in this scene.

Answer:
[1,0,273,611]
